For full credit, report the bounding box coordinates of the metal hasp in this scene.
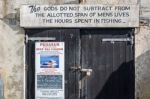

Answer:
[102,36,134,44]
[81,69,93,76]
[70,66,93,98]
[70,66,93,76]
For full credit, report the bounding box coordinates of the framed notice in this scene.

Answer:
[35,42,65,99]
[21,5,139,28]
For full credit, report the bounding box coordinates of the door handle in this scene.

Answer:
[79,68,92,99]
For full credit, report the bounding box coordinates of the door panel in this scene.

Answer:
[25,29,80,99]
[25,28,135,99]
[80,29,135,99]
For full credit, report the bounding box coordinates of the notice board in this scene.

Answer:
[20,4,139,28]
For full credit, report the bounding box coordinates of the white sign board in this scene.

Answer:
[20,5,139,28]
[35,42,65,99]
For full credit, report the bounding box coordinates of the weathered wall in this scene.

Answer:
[0,0,77,99]
[0,0,5,18]
[80,0,138,4]
[135,26,150,99]
[0,0,150,99]
[0,19,24,99]
[135,0,150,99]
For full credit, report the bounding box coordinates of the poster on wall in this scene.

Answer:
[35,42,65,99]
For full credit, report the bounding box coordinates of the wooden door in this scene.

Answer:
[80,29,135,99]
[25,28,135,99]
[25,29,80,99]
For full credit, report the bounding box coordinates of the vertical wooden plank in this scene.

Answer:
[80,28,135,99]
[65,29,80,99]
[25,29,80,99]
[125,30,135,99]
[26,40,35,99]
[112,42,120,99]
[105,40,113,99]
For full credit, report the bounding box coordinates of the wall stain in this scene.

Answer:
[136,50,150,99]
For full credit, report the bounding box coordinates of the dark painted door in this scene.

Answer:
[26,28,135,99]
[80,29,135,99]
[25,29,80,99]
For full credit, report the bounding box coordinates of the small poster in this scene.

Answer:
[35,42,64,99]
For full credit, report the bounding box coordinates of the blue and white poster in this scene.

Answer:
[35,42,64,99]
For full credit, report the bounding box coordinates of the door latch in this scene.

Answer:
[81,69,92,76]
[77,68,93,99]
[70,66,81,71]
[70,66,93,76]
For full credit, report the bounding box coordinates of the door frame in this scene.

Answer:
[24,29,80,99]
[24,28,135,99]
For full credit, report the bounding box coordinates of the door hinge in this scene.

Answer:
[25,35,56,43]
[102,36,134,44]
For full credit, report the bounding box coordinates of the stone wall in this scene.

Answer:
[0,0,77,99]
[135,27,150,99]
[136,0,150,99]
[0,19,24,99]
